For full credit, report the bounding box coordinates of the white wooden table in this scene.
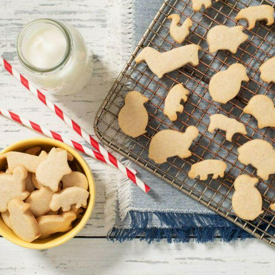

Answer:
[0,0,274,274]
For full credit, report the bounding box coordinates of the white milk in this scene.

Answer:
[17,19,93,95]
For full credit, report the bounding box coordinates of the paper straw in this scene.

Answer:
[0,57,150,193]
[0,108,150,193]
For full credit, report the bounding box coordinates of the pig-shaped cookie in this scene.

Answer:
[209,64,249,104]
[232,175,263,221]
[50,186,89,212]
[238,139,275,180]
[149,126,199,164]
[0,166,29,212]
[118,91,149,138]
[188,160,227,180]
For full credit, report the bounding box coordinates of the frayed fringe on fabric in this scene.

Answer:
[107,211,252,243]
[104,159,133,232]
[106,0,135,82]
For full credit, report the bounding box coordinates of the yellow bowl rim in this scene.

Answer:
[0,137,95,250]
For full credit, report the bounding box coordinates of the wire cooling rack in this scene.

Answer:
[94,0,275,247]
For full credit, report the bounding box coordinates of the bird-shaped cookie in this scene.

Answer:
[167,15,192,44]
[118,91,149,138]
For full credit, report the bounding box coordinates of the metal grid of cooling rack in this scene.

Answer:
[94,0,275,247]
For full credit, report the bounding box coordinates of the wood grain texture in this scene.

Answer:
[0,238,274,275]
[0,0,274,273]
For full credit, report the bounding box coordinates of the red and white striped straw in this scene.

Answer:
[0,108,150,193]
[0,57,150,193]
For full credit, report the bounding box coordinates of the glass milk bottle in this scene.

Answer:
[17,19,93,95]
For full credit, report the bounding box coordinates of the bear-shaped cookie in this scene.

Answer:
[188,159,227,180]
[208,114,247,141]
[232,175,263,221]
[135,44,201,79]
[148,126,199,164]
[164,83,189,121]
[238,139,275,180]
[209,63,249,104]
[118,91,149,138]
[235,5,274,30]
[0,166,29,212]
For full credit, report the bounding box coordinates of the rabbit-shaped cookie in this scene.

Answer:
[118,91,149,138]
[232,175,263,221]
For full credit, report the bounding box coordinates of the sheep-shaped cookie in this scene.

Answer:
[235,5,274,30]
[238,139,275,180]
[135,44,200,78]
[232,175,263,221]
[0,166,29,212]
[188,160,227,180]
[207,26,248,54]
[148,126,199,164]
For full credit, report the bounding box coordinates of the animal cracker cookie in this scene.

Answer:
[191,0,219,11]
[238,139,275,180]
[208,114,247,141]
[1,211,11,228]
[270,204,275,211]
[8,199,40,242]
[164,84,189,121]
[235,5,274,30]
[26,187,54,217]
[259,57,275,84]
[188,160,227,180]
[0,166,29,212]
[207,26,248,54]
[50,186,89,212]
[209,63,249,104]
[118,91,149,138]
[25,173,35,192]
[135,44,201,79]
[36,148,71,192]
[148,126,199,164]
[168,15,192,43]
[37,211,76,239]
[0,151,46,173]
[232,175,263,221]
[244,95,275,129]
[24,146,42,156]
[62,171,89,190]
